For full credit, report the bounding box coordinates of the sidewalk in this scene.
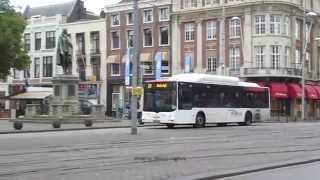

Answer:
[0,118,157,134]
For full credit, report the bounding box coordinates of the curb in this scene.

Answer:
[0,124,160,135]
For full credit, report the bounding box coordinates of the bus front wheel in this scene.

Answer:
[193,113,206,128]
[239,112,252,126]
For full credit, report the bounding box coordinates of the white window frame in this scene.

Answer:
[271,45,280,69]
[284,47,291,68]
[127,12,133,25]
[207,21,217,40]
[283,16,290,36]
[159,26,170,46]
[295,49,301,69]
[143,28,153,47]
[306,52,311,73]
[127,30,134,48]
[270,15,281,35]
[230,18,241,38]
[111,31,120,50]
[159,7,169,21]
[185,23,195,41]
[111,63,120,76]
[207,56,217,72]
[205,0,219,7]
[230,47,240,70]
[141,61,153,75]
[184,0,197,9]
[111,14,120,27]
[161,60,170,75]
[295,20,301,40]
[255,46,265,69]
[255,15,266,35]
[143,9,153,23]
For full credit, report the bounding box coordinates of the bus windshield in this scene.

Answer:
[143,83,177,112]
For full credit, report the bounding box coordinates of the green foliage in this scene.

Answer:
[0,0,30,79]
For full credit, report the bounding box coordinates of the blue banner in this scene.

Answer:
[155,52,162,80]
[125,48,131,86]
[184,54,192,73]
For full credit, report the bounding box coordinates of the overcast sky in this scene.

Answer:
[11,0,121,14]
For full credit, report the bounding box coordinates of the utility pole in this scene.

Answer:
[301,0,306,121]
[130,0,140,135]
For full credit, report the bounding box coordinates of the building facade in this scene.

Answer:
[62,19,107,106]
[105,0,172,117]
[172,0,320,120]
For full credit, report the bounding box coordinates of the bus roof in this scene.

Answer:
[146,73,265,88]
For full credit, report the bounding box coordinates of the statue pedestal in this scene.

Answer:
[50,75,80,116]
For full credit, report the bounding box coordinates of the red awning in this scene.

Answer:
[269,83,289,99]
[305,85,318,100]
[313,86,320,98]
[287,83,302,99]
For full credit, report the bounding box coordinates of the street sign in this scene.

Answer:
[132,87,143,96]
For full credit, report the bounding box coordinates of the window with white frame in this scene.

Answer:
[255,15,266,35]
[205,0,219,6]
[141,62,153,75]
[127,12,133,25]
[111,14,120,26]
[127,30,134,48]
[284,16,290,36]
[306,52,311,72]
[306,23,311,43]
[159,7,169,21]
[161,60,169,74]
[270,15,281,34]
[24,33,31,51]
[284,47,291,68]
[34,57,40,78]
[143,28,153,47]
[295,20,301,40]
[295,49,301,69]
[43,56,53,77]
[255,46,265,69]
[207,21,217,40]
[160,26,169,45]
[230,18,241,38]
[143,9,153,23]
[271,45,280,69]
[111,63,120,76]
[111,31,120,49]
[184,0,197,8]
[229,47,240,70]
[35,32,42,51]
[207,56,217,72]
[185,23,195,41]
[13,69,20,79]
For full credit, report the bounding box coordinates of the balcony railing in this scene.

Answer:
[230,68,240,77]
[90,49,100,56]
[242,67,302,77]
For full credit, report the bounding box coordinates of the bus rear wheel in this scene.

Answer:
[193,114,206,128]
[166,124,175,129]
[239,112,252,126]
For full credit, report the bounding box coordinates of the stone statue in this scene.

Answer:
[57,29,73,74]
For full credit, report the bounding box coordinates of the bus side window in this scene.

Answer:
[178,86,193,110]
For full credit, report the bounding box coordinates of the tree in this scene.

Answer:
[0,0,30,79]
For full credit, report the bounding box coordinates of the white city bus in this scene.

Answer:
[142,73,270,128]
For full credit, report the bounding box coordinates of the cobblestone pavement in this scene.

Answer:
[1,122,320,180]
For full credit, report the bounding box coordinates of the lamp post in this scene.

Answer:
[130,0,140,135]
[301,10,317,121]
